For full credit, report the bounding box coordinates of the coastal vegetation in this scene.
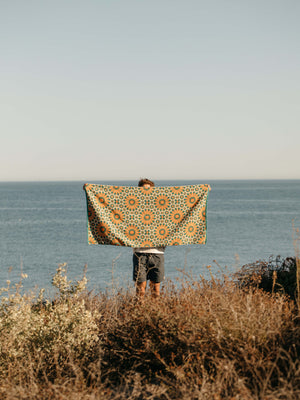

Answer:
[0,232,300,399]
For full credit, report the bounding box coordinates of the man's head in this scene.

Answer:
[138,178,155,188]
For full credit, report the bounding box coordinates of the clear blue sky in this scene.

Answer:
[1,0,299,181]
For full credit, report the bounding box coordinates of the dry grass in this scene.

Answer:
[1,258,300,400]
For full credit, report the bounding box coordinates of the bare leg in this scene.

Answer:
[136,281,147,298]
[150,281,160,298]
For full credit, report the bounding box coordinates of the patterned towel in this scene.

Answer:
[83,184,209,247]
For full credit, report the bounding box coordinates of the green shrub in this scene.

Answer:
[234,256,298,299]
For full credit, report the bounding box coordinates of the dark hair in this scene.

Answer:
[138,178,155,187]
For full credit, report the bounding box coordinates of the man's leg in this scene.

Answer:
[149,281,160,298]
[136,281,147,297]
[133,253,147,298]
[148,254,164,298]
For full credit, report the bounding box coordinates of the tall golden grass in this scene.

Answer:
[1,238,300,399]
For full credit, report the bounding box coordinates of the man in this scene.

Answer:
[133,178,165,298]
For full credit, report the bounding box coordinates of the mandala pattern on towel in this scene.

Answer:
[83,184,209,247]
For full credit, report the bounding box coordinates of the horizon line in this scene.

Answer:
[1,178,300,184]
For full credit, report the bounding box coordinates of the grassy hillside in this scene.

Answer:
[1,254,300,400]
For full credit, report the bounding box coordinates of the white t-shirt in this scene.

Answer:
[133,247,165,254]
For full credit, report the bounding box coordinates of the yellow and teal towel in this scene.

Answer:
[83,184,209,247]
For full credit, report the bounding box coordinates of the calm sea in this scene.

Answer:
[0,180,299,295]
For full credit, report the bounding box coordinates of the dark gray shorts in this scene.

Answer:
[133,253,165,283]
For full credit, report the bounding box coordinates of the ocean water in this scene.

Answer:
[0,180,299,295]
